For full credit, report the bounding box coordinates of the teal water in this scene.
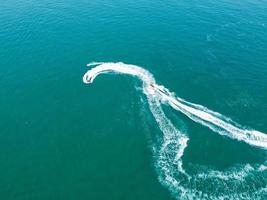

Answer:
[1,0,267,199]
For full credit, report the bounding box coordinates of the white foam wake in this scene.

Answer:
[83,62,267,199]
[83,62,267,150]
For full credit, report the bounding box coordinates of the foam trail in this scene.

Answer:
[83,62,267,150]
[83,62,267,199]
[155,87,267,149]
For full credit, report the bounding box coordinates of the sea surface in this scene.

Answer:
[1,0,267,199]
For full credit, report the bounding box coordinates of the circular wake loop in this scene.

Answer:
[83,62,267,199]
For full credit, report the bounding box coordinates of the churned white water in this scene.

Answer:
[83,62,267,199]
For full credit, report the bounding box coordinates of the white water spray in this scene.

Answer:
[83,62,267,199]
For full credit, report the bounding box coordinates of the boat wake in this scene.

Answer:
[83,62,267,199]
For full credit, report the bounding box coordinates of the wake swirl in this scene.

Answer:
[83,62,267,199]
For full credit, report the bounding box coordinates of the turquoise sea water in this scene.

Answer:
[1,0,267,199]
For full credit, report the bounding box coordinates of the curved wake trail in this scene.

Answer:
[83,62,267,149]
[83,62,267,199]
